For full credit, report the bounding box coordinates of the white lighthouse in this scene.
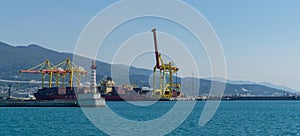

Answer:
[90,60,97,93]
[77,60,106,107]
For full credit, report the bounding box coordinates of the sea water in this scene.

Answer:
[1,101,300,135]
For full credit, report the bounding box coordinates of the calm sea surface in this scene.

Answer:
[1,101,300,136]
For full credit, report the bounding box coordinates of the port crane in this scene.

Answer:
[52,58,87,87]
[151,28,180,99]
[19,58,87,88]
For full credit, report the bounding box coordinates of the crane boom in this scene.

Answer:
[152,28,160,69]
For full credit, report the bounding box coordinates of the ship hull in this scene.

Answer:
[34,87,170,101]
[101,95,169,101]
[34,87,76,100]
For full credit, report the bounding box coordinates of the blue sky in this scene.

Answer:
[1,0,300,90]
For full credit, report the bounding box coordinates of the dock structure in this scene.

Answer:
[0,100,79,107]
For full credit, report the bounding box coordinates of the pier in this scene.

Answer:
[0,100,78,107]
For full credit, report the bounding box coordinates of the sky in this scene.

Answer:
[0,0,300,90]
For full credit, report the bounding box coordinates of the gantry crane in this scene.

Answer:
[19,59,54,88]
[19,58,87,88]
[52,58,87,87]
[151,28,180,99]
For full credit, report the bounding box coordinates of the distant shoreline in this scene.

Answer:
[220,96,299,101]
[1,96,300,107]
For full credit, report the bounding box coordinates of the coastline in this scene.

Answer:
[1,95,300,107]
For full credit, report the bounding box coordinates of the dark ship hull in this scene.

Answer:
[34,87,170,101]
[101,95,169,101]
[34,87,76,100]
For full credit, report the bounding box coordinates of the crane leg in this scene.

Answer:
[42,73,45,88]
[153,69,156,96]
[49,72,53,87]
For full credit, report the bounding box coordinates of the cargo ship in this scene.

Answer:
[33,88,167,101]
[34,87,76,100]
[32,87,167,101]
[33,77,170,101]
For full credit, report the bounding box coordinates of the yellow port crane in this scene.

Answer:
[19,58,87,88]
[19,59,54,88]
[53,58,87,87]
[151,28,180,99]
